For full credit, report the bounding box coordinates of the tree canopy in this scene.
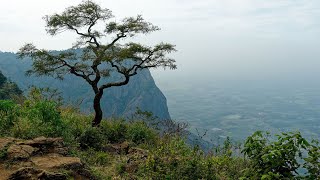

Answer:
[18,0,176,126]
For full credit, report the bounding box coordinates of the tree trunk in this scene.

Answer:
[92,90,104,127]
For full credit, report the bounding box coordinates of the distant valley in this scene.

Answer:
[155,76,320,143]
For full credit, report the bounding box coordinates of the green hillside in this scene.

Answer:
[0,71,22,100]
[0,91,320,179]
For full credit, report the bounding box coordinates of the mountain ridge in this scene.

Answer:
[0,51,171,120]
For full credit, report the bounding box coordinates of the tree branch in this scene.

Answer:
[53,56,94,85]
[99,74,130,91]
[66,23,100,48]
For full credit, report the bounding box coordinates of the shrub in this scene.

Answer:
[79,127,105,150]
[126,121,157,145]
[0,100,16,113]
[241,131,310,179]
[136,135,247,179]
[12,99,66,138]
[12,117,41,139]
[60,107,92,145]
[304,140,320,179]
[100,120,127,143]
[0,100,18,135]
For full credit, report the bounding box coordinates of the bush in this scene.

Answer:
[0,100,16,113]
[0,100,18,135]
[12,99,66,139]
[126,121,157,145]
[137,136,247,179]
[60,107,92,145]
[304,140,320,179]
[241,131,310,179]
[79,127,105,150]
[100,120,128,143]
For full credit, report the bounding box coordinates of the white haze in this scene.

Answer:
[1,0,320,82]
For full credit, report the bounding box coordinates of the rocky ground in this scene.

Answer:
[0,136,150,180]
[0,137,94,180]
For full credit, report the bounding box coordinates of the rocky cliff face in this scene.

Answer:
[0,52,171,120]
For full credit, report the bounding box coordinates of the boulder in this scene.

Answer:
[31,153,82,170]
[7,144,38,160]
[8,167,67,180]
[17,137,67,155]
[0,137,94,180]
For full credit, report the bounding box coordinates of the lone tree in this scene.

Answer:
[18,0,176,127]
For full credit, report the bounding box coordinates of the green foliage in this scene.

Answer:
[0,89,67,139]
[126,121,157,145]
[137,136,247,179]
[79,127,105,150]
[76,149,110,166]
[0,71,23,100]
[100,120,128,143]
[13,100,64,139]
[60,108,92,144]
[97,119,158,146]
[27,86,63,105]
[18,0,176,126]
[0,71,7,86]
[115,161,127,175]
[0,100,16,113]
[3,90,320,179]
[242,131,310,179]
[304,140,320,179]
[0,100,18,135]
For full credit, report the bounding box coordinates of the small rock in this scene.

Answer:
[1,137,95,180]
[8,167,42,180]
[7,144,38,160]
[31,153,82,170]
[17,137,67,155]
[8,167,67,180]
[37,171,67,180]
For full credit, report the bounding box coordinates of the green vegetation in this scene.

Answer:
[18,0,176,126]
[0,1,319,179]
[1,89,320,179]
[0,71,22,100]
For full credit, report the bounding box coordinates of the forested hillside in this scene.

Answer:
[0,70,22,100]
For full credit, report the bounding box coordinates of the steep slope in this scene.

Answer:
[0,70,22,100]
[0,52,170,119]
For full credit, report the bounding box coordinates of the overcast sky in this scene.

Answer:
[1,0,320,81]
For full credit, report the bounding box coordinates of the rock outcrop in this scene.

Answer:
[0,137,94,180]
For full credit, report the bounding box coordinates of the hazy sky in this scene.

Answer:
[1,0,320,81]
